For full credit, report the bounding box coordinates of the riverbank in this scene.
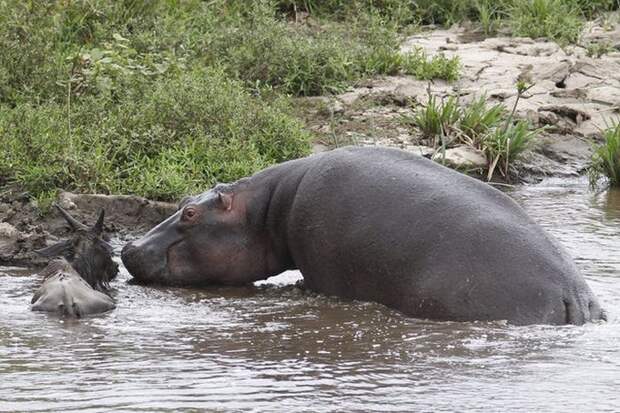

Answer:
[3,2,620,266]
[301,20,620,180]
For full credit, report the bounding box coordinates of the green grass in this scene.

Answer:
[0,68,310,201]
[586,41,616,57]
[1,0,618,204]
[406,90,541,180]
[0,0,463,204]
[589,123,620,188]
[484,120,539,179]
[459,96,506,144]
[509,0,584,45]
[411,94,461,144]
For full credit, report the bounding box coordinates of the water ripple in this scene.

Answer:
[1,178,619,412]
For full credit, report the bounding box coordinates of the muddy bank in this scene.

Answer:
[0,190,175,267]
[300,23,620,180]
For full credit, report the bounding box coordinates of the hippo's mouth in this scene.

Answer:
[121,243,171,285]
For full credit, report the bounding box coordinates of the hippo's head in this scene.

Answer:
[37,205,119,290]
[121,185,276,286]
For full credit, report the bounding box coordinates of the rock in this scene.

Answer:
[312,143,329,153]
[433,146,487,170]
[0,222,19,260]
[300,23,620,181]
[58,192,176,232]
[328,99,345,115]
[404,145,435,158]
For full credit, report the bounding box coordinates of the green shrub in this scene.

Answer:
[509,0,584,45]
[589,123,620,188]
[0,68,311,201]
[459,96,505,144]
[483,120,538,179]
[411,95,461,143]
[205,3,458,95]
[402,49,460,81]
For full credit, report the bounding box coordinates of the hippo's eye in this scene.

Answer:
[181,206,199,222]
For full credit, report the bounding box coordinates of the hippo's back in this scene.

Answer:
[286,146,604,325]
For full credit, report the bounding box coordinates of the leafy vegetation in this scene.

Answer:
[1,0,618,204]
[0,68,310,201]
[411,94,461,145]
[406,84,542,180]
[279,0,618,45]
[589,123,620,188]
[509,0,584,45]
[0,0,462,203]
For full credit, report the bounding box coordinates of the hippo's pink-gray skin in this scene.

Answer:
[31,206,117,317]
[122,147,605,325]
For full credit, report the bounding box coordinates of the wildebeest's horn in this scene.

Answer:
[54,203,88,231]
[92,209,105,236]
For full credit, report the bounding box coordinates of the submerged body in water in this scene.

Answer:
[31,206,118,317]
[31,258,115,317]
[122,147,605,325]
[1,178,618,411]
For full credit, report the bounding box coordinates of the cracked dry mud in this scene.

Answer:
[304,24,620,180]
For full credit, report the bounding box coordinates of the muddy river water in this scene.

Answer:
[1,178,619,412]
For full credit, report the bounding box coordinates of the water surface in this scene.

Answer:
[1,178,619,412]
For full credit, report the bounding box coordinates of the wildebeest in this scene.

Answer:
[31,205,118,317]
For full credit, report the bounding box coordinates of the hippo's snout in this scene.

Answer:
[121,242,148,281]
[120,242,137,262]
[121,241,169,284]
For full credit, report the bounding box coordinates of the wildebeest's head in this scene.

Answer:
[36,205,119,290]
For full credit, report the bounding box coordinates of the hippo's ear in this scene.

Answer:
[92,209,105,236]
[35,239,72,258]
[178,196,192,211]
[216,191,233,211]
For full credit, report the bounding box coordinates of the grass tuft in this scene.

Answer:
[406,86,542,180]
[589,123,620,188]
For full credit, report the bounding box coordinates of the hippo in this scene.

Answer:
[31,206,118,317]
[121,146,605,325]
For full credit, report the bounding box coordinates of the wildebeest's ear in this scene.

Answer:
[216,191,233,211]
[35,239,72,257]
[92,209,105,236]
[55,203,88,231]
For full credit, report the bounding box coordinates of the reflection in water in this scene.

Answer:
[1,178,619,412]
[603,188,620,220]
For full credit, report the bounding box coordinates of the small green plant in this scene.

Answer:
[586,42,616,58]
[483,120,539,180]
[411,94,461,147]
[407,80,542,180]
[589,123,620,188]
[482,80,541,180]
[403,49,460,82]
[458,96,505,145]
[34,190,59,216]
[475,0,504,35]
[509,0,583,45]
